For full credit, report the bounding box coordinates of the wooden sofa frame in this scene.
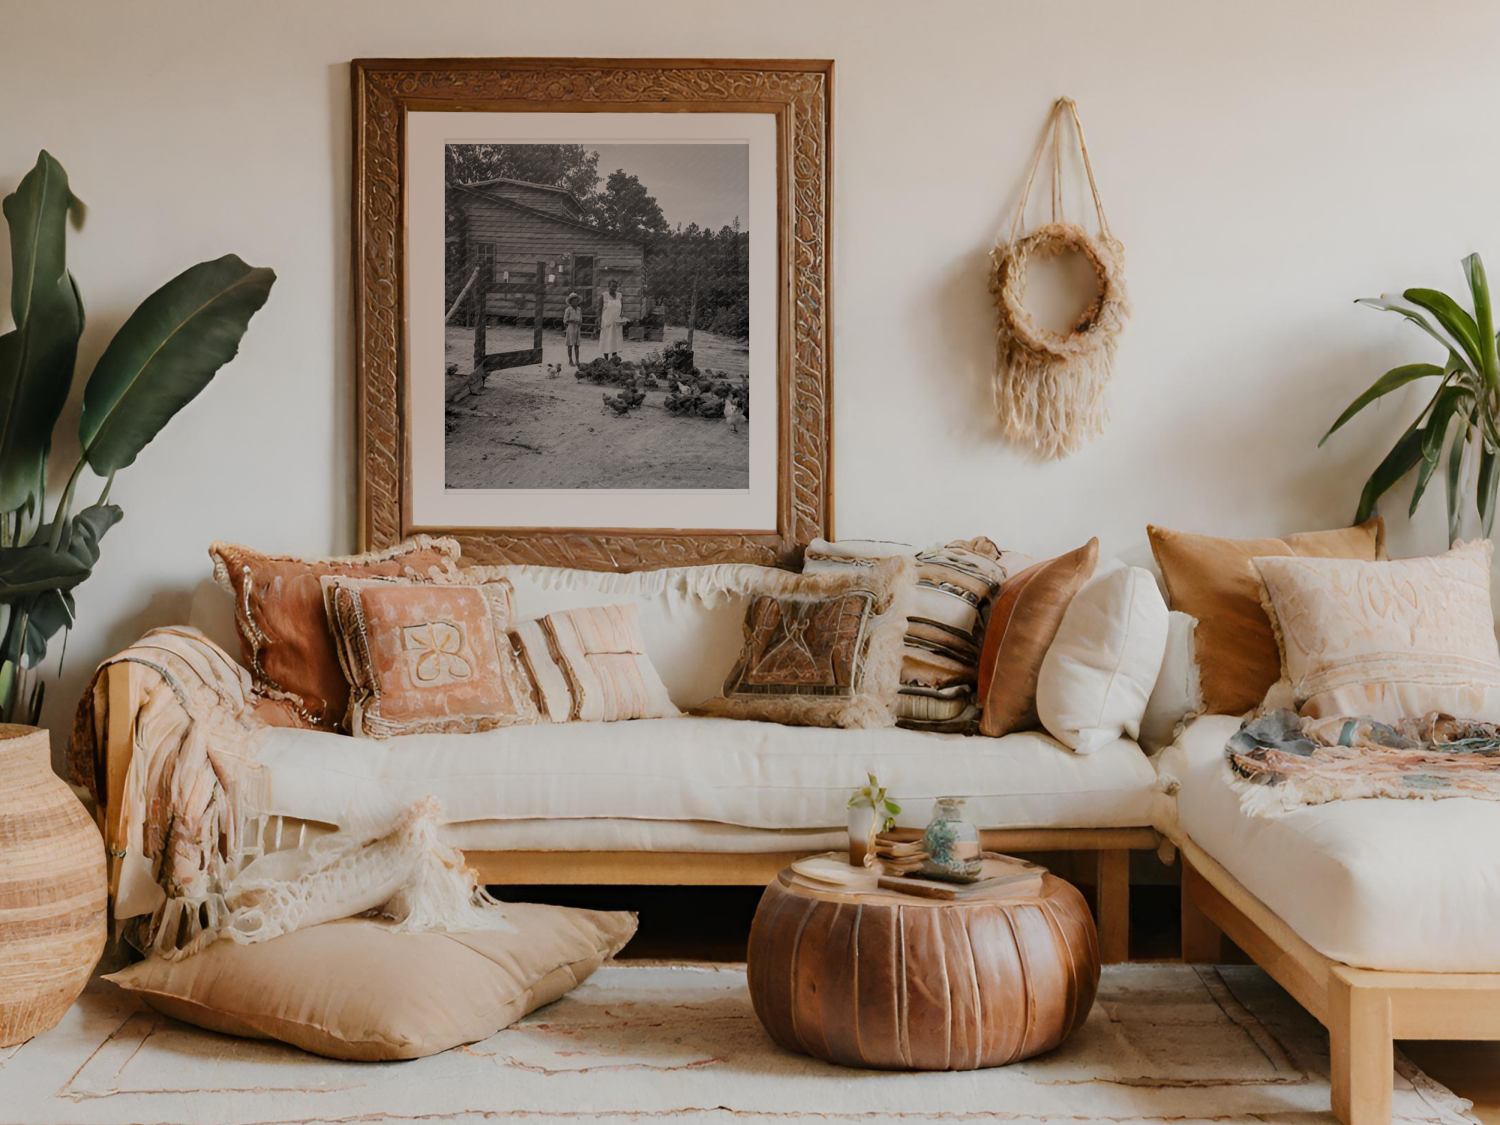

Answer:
[99,662,1156,964]
[1178,836,1500,1125]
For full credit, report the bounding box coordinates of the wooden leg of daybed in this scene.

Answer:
[1329,970,1393,1125]
[1179,858,1224,963]
[1095,849,1130,964]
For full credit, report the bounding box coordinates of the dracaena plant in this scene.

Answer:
[1323,253,1500,544]
[0,151,274,725]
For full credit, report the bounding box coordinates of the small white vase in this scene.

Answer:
[847,806,877,868]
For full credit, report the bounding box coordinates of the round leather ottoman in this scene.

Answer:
[747,869,1099,1070]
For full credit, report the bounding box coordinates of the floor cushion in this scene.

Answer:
[1159,714,1500,972]
[105,904,637,1060]
[219,716,1161,836]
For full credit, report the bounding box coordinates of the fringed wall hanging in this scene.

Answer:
[991,97,1129,460]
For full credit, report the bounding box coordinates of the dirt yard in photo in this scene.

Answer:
[445,323,751,490]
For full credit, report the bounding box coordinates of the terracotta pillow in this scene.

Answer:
[1147,519,1385,716]
[210,537,461,730]
[105,905,637,1061]
[509,603,679,723]
[1255,540,1500,722]
[977,539,1099,738]
[697,555,916,729]
[323,574,540,738]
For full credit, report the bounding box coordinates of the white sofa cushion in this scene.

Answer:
[1035,565,1168,754]
[226,717,1159,839]
[1159,714,1500,972]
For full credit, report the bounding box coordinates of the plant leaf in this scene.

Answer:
[1463,253,1500,391]
[1404,288,1483,373]
[1356,423,1426,524]
[1411,387,1469,516]
[0,151,84,513]
[1447,417,1471,544]
[1357,295,1472,369]
[58,503,121,569]
[1320,363,1443,446]
[1481,446,1500,537]
[79,254,274,474]
[0,542,90,598]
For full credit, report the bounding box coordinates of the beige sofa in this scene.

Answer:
[97,560,1166,963]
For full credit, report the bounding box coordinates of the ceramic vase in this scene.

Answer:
[0,725,107,1046]
[921,796,983,882]
[847,805,877,867]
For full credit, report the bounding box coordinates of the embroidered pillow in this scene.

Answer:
[323,574,539,738]
[977,538,1098,738]
[1147,519,1386,716]
[210,537,461,730]
[1253,540,1500,723]
[699,555,916,729]
[510,603,679,723]
[803,538,1031,732]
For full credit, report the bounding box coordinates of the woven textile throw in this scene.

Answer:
[1226,708,1500,816]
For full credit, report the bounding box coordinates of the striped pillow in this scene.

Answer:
[511,603,680,723]
[803,538,1031,732]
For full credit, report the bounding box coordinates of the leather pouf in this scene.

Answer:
[0,725,106,1046]
[747,871,1099,1070]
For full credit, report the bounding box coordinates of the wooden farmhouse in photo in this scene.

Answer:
[449,178,646,333]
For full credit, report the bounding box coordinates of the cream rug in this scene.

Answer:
[0,962,1475,1124]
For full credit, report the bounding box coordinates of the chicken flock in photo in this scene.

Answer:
[573,348,750,430]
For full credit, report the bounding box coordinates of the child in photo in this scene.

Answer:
[563,291,582,366]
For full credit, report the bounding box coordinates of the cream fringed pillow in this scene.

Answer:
[323,574,540,737]
[1254,540,1500,722]
[510,603,680,723]
[106,906,637,1061]
[697,555,916,729]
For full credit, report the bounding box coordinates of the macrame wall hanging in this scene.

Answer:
[990,97,1129,460]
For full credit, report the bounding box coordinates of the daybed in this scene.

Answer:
[87,559,1164,964]
[1163,715,1500,1125]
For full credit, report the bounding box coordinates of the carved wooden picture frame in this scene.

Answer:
[351,58,833,570]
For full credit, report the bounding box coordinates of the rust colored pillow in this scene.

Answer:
[323,574,540,738]
[977,539,1099,738]
[210,537,461,730]
[1147,518,1385,716]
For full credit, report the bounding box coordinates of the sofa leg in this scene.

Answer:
[1329,970,1393,1125]
[1179,860,1223,963]
[1095,849,1129,964]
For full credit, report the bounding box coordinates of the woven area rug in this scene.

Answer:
[0,962,1475,1124]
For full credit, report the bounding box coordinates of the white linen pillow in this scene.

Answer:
[1253,539,1500,722]
[1138,611,1202,752]
[1036,565,1169,754]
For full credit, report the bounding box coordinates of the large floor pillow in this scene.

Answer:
[105,904,637,1060]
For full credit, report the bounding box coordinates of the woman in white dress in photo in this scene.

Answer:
[598,279,625,360]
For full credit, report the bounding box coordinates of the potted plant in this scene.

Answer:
[1323,253,1500,544]
[0,151,274,723]
[846,772,901,866]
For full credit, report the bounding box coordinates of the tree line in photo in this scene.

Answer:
[445,143,749,341]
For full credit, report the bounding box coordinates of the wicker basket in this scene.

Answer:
[0,725,106,1046]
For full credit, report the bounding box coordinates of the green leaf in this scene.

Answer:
[79,254,275,474]
[1411,387,1468,516]
[1462,253,1500,391]
[0,542,90,598]
[58,503,121,569]
[1355,423,1426,524]
[1404,288,1483,373]
[1481,446,1500,537]
[1320,363,1443,446]
[1446,417,1471,544]
[0,151,84,513]
[1357,295,1472,367]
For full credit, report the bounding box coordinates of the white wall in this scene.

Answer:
[2,0,1496,747]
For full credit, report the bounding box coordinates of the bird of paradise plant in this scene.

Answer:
[0,151,274,723]
[1322,253,1500,545]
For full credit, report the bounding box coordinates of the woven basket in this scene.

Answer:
[0,725,106,1046]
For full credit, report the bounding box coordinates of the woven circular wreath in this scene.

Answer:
[990,221,1130,460]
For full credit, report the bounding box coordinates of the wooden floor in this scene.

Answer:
[502,881,1500,1116]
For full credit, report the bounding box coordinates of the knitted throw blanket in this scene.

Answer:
[1226,709,1500,816]
[70,627,512,960]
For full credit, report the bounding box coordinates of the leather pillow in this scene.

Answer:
[210,537,461,730]
[105,905,637,1061]
[977,539,1098,738]
[1147,519,1385,716]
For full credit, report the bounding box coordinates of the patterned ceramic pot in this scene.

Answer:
[0,725,106,1046]
[921,796,983,882]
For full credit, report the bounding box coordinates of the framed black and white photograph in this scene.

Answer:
[353,59,834,570]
